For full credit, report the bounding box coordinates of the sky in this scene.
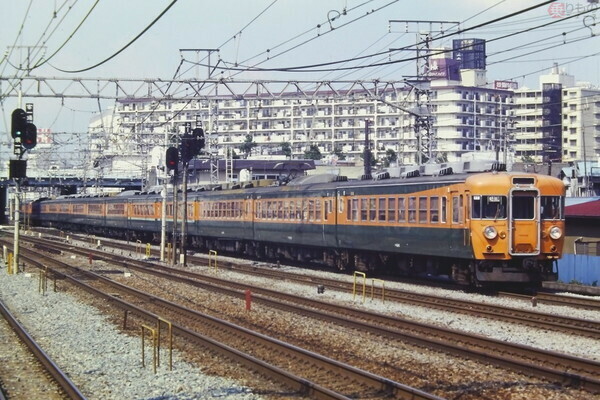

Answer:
[1,0,600,164]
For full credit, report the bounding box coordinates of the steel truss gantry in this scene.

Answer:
[0,76,408,101]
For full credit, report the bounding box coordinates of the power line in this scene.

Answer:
[31,0,100,70]
[51,0,180,73]
[186,1,558,74]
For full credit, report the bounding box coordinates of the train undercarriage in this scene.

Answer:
[38,221,554,287]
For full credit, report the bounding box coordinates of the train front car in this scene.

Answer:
[466,172,565,286]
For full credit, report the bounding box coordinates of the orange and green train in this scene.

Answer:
[23,170,566,286]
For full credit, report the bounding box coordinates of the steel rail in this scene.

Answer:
[498,291,600,312]
[0,300,87,400]
[22,236,600,394]
[14,242,440,400]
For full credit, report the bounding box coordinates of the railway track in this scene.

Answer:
[47,231,600,339]
[0,299,86,400]
[14,234,600,394]
[11,238,440,400]
[498,291,600,312]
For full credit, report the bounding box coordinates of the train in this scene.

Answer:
[22,165,566,286]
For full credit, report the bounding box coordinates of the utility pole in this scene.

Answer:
[180,160,188,266]
[363,119,372,179]
[171,174,178,266]
[389,20,459,164]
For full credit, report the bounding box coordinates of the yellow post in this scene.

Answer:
[371,278,385,303]
[209,250,218,271]
[166,243,172,263]
[7,253,14,275]
[141,324,158,374]
[157,317,173,371]
[353,271,367,303]
[145,243,151,258]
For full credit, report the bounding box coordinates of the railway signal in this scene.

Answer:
[165,147,179,173]
[11,108,28,139]
[193,127,205,150]
[180,133,195,163]
[22,123,37,149]
[180,128,205,163]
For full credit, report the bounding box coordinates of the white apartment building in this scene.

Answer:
[88,71,515,177]
[513,65,600,164]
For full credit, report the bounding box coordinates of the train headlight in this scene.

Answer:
[549,226,562,240]
[483,226,498,240]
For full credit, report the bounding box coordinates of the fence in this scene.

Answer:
[557,254,600,285]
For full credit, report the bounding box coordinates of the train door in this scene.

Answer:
[509,189,540,255]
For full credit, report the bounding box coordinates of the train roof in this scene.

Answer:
[35,167,565,203]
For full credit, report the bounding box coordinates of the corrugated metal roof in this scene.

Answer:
[565,198,600,218]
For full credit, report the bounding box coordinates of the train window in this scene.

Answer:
[441,197,447,223]
[430,197,439,223]
[351,199,358,221]
[369,198,377,221]
[408,197,416,223]
[283,201,289,219]
[325,199,330,216]
[378,198,386,222]
[398,197,406,222]
[302,200,309,221]
[297,200,303,220]
[419,197,428,223]
[307,200,314,221]
[361,198,368,221]
[277,201,283,219]
[346,199,352,221]
[316,200,322,220]
[89,204,103,215]
[472,195,507,219]
[452,196,464,224]
[388,198,396,222]
[512,192,535,220]
[541,196,564,220]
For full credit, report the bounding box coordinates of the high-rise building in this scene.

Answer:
[513,64,600,164]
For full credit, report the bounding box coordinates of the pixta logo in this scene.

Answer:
[547,2,598,18]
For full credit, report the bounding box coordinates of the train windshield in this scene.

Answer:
[511,191,536,220]
[540,196,564,220]
[471,195,507,219]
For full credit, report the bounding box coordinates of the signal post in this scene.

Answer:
[9,103,37,273]
[163,126,204,267]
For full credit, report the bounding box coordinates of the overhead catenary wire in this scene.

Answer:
[213,4,599,74]
[188,1,558,74]
[51,0,180,73]
[31,0,101,70]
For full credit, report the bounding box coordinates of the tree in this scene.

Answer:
[304,144,322,160]
[521,154,535,164]
[360,149,377,166]
[281,142,292,158]
[383,149,397,167]
[435,152,448,163]
[239,134,257,158]
[332,146,346,161]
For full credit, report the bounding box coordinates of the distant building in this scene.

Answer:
[88,50,514,179]
[87,47,600,187]
[513,64,600,164]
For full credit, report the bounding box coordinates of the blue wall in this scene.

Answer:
[557,254,600,285]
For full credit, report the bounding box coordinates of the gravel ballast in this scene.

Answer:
[0,268,264,400]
